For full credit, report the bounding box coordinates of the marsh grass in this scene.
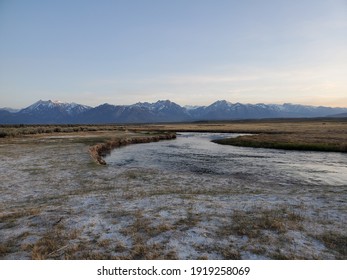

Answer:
[219,207,304,239]
[0,231,31,258]
[119,211,177,259]
[0,209,41,220]
[0,125,122,138]
[129,120,347,153]
[213,136,347,153]
[0,243,12,257]
[0,209,42,231]
[313,232,347,258]
[194,243,241,260]
[29,224,80,260]
[270,249,299,260]
[2,121,346,156]
[174,207,201,229]
[1,121,346,260]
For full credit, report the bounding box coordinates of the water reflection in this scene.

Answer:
[107,133,347,186]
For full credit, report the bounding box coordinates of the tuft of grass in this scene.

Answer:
[194,243,241,260]
[271,248,295,260]
[0,209,42,231]
[235,212,284,237]
[0,208,41,221]
[30,224,80,260]
[219,207,304,239]
[174,207,201,229]
[119,211,177,260]
[219,245,242,259]
[0,243,11,257]
[314,232,347,258]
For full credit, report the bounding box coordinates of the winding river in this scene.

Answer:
[106,132,347,187]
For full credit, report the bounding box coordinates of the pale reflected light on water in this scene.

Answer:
[107,133,347,186]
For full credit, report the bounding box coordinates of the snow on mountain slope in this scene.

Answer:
[20,100,91,115]
[1,99,347,124]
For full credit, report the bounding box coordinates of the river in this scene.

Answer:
[107,132,347,187]
[1,132,346,259]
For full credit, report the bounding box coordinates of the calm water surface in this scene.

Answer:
[107,133,347,186]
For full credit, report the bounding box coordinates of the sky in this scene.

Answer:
[0,0,346,108]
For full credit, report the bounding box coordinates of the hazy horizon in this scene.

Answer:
[1,0,346,108]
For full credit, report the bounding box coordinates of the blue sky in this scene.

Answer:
[0,0,346,108]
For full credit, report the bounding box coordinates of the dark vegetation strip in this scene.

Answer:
[89,133,176,165]
[0,124,128,138]
[212,136,347,153]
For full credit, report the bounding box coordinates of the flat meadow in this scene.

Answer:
[0,120,346,259]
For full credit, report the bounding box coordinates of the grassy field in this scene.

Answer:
[0,124,127,138]
[127,119,347,153]
[0,120,346,259]
[2,119,347,153]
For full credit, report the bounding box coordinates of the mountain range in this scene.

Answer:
[1,99,347,124]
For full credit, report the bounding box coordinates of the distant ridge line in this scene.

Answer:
[1,99,347,124]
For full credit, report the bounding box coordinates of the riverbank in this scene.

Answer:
[212,133,347,153]
[89,132,176,165]
[1,120,346,153]
[127,119,347,153]
[1,131,346,260]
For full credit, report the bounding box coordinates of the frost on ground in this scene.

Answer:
[0,135,346,260]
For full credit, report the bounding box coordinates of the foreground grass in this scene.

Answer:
[2,203,345,260]
[1,120,346,259]
[313,232,347,257]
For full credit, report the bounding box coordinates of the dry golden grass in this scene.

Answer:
[214,132,347,152]
[126,120,347,152]
[174,207,201,228]
[194,243,241,260]
[2,120,346,153]
[29,224,80,260]
[127,119,347,134]
[118,211,177,260]
[313,232,347,259]
[0,208,41,221]
[0,244,11,257]
[0,209,42,231]
[0,124,125,138]
[219,207,304,239]
[1,120,345,259]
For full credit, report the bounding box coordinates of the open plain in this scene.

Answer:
[0,120,346,259]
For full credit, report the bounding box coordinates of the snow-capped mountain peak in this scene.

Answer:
[2,99,347,124]
[134,100,182,112]
[20,100,91,115]
[210,100,232,107]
